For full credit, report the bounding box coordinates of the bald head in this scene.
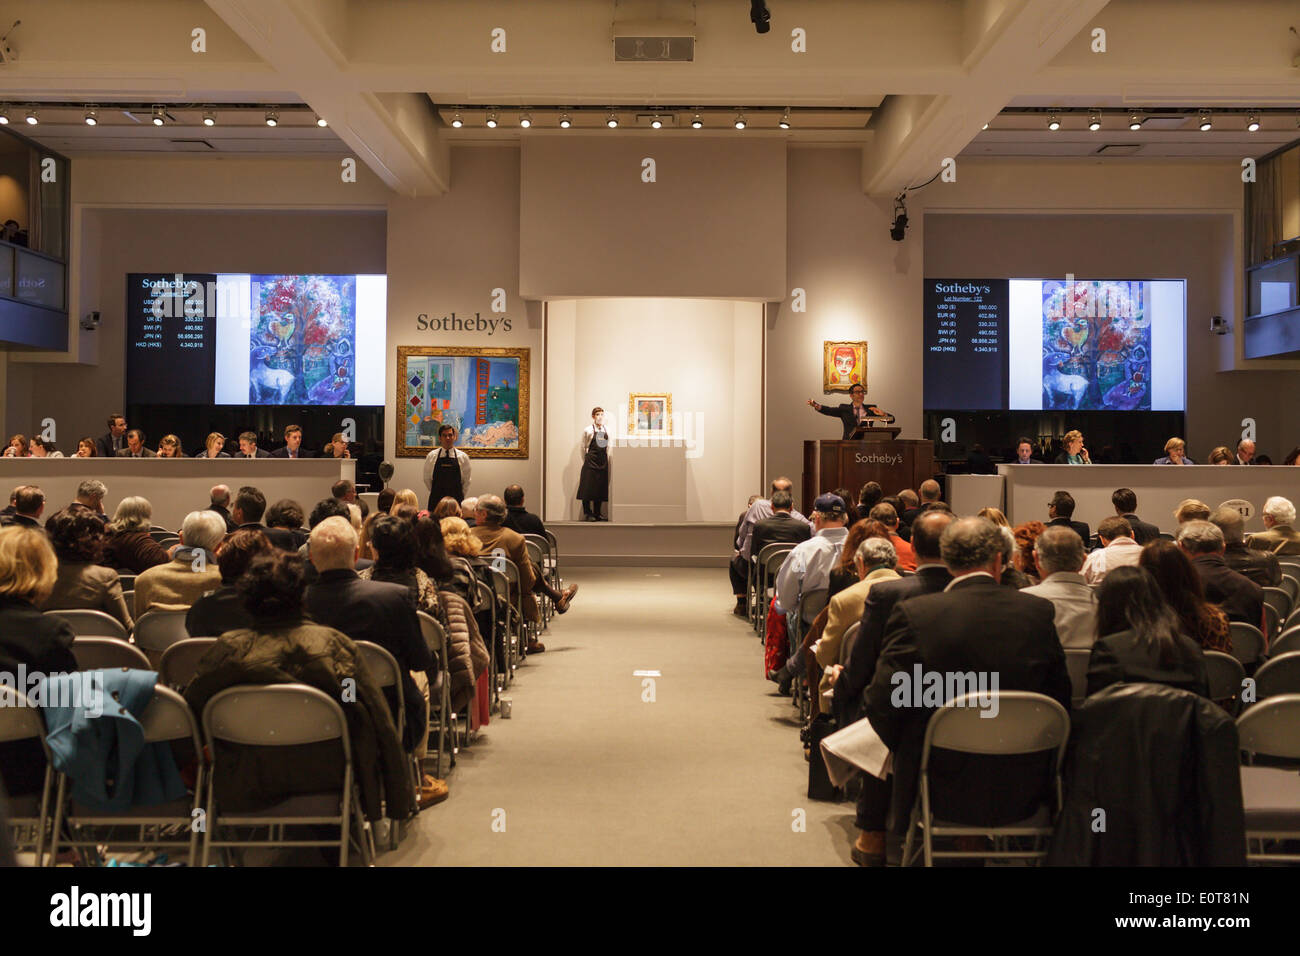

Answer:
[210,484,231,508]
[919,479,941,502]
[309,516,358,572]
[770,476,793,497]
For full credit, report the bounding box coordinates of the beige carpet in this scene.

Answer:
[384,565,856,866]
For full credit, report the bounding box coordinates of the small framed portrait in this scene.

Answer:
[823,340,868,393]
[628,392,672,436]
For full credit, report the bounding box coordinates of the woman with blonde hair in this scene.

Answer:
[440,516,482,559]
[1174,498,1211,525]
[1053,430,1091,465]
[1154,437,1193,465]
[390,488,420,514]
[104,496,170,573]
[1207,446,1233,465]
[157,434,184,458]
[433,496,461,520]
[978,507,1010,528]
[202,432,230,459]
[328,432,351,459]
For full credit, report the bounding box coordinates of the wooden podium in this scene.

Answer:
[801,438,935,515]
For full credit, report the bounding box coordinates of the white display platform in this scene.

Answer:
[612,444,687,523]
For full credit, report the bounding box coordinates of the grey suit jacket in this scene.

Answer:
[1021,571,1098,649]
[116,447,157,458]
[38,561,133,633]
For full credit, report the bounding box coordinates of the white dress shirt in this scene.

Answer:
[1080,536,1144,586]
[422,446,472,497]
[1022,571,1099,648]
[775,526,848,618]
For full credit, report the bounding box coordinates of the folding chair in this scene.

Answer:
[44,608,128,642]
[1064,648,1091,709]
[1278,559,1300,581]
[474,577,501,708]
[1237,694,1300,862]
[116,573,137,593]
[523,538,550,626]
[1278,574,1299,606]
[543,529,561,583]
[354,641,413,848]
[1204,650,1246,717]
[1263,603,1282,644]
[121,590,135,611]
[902,691,1070,867]
[0,686,56,866]
[417,611,454,779]
[1252,651,1300,702]
[1285,605,1300,636]
[1270,626,1300,658]
[1262,587,1290,628]
[148,529,176,544]
[525,532,558,590]
[71,637,150,671]
[756,545,794,636]
[49,685,205,867]
[487,565,520,685]
[158,638,219,690]
[1228,622,1267,668]
[134,609,192,668]
[792,589,829,728]
[200,684,371,867]
[498,557,533,662]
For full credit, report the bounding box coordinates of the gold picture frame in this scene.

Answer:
[628,392,672,436]
[396,345,529,459]
[823,340,868,393]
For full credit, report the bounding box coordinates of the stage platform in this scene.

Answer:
[546,521,732,568]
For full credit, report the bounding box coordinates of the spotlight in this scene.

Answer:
[750,0,770,34]
[889,193,909,242]
[734,112,746,130]
[0,107,9,125]
[650,116,662,129]
[486,111,498,128]
[1047,111,1060,131]
[1088,110,1101,131]
[559,112,571,128]
[1198,110,1211,131]
[264,109,279,127]
[450,111,463,128]
[152,105,166,126]
[779,109,791,130]
[315,114,328,128]
[83,107,97,126]
[1246,110,1260,132]
[1128,112,1142,131]
[519,112,532,128]
[202,110,216,127]
[606,111,618,128]
[691,113,702,129]
[25,108,38,126]
[981,121,989,131]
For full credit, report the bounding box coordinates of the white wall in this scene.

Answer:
[543,297,762,522]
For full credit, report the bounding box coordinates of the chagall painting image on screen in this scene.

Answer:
[1041,279,1151,411]
[249,274,356,405]
[396,346,530,459]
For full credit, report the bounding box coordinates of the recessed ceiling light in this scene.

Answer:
[1047,111,1060,131]
[486,111,498,128]
[779,109,791,129]
[152,105,166,126]
[1128,112,1142,131]
[650,116,662,129]
[450,111,463,128]
[264,110,279,127]
[606,111,618,128]
[559,112,571,128]
[24,108,37,126]
[691,113,702,129]
[0,107,10,125]
[83,108,97,126]
[1246,110,1260,132]
[202,110,216,127]
[734,112,746,130]
[1198,110,1212,131]
[315,114,328,128]
[1088,110,1102,131]
[519,112,532,129]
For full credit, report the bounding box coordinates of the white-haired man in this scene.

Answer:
[1248,496,1300,556]
[132,510,225,616]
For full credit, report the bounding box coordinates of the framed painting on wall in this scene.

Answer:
[628,392,672,436]
[396,345,529,458]
[823,340,868,393]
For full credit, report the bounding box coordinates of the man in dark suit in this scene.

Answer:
[234,431,271,459]
[1179,520,1265,627]
[1111,487,1160,545]
[1211,507,1281,588]
[1012,437,1043,464]
[208,484,238,534]
[1236,439,1256,465]
[502,484,546,538]
[1047,490,1090,544]
[228,485,297,551]
[862,517,1071,858]
[303,515,435,757]
[806,384,894,439]
[96,414,128,458]
[831,510,954,866]
[0,486,44,528]
[115,429,156,459]
[269,424,315,459]
[750,490,812,566]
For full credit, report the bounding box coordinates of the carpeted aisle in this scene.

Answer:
[385,566,855,866]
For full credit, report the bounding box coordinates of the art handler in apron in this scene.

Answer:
[424,423,471,513]
[578,406,610,521]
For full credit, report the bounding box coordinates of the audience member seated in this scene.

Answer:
[331,479,357,505]
[869,503,916,571]
[1211,507,1281,587]
[736,489,813,616]
[233,430,270,459]
[390,488,419,513]
[1283,446,1300,466]
[1236,439,1256,465]
[207,484,238,533]
[916,479,943,513]
[1023,525,1098,648]
[735,477,812,569]
[185,529,272,638]
[96,414,128,458]
[265,499,309,549]
[1086,566,1209,697]
[862,517,1071,857]
[200,432,231,460]
[1012,436,1042,464]
[300,498,372,584]
[1046,490,1090,543]
[76,438,97,458]
[996,525,1033,588]
[857,481,884,514]
[1054,429,1091,464]
[977,506,1009,528]
[103,496,170,574]
[828,520,890,597]
[1207,446,1233,465]
[115,429,155,458]
[1111,488,1159,544]
[39,505,133,633]
[29,436,62,458]
[231,485,297,551]
[1247,495,1300,556]
[0,527,77,797]
[832,486,860,526]
[376,488,396,515]
[156,434,183,458]
[813,537,899,704]
[1178,520,1264,627]
[1012,520,1047,584]
[1081,516,1143,586]
[1174,498,1211,526]
[1139,541,1232,653]
[896,489,920,533]
[358,514,443,613]
[0,485,44,528]
[1153,436,1194,465]
[183,550,417,826]
[132,510,225,617]
[72,479,109,524]
[3,434,28,458]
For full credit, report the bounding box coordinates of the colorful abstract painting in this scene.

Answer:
[249,274,356,405]
[396,346,529,459]
[1041,280,1150,411]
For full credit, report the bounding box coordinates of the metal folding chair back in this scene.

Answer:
[44,608,128,642]
[158,638,219,689]
[1279,574,1299,605]
[354,641,406,745]
[133,609,192,667]
[1203,650,1246,717]
[1236,694,1300,861]
[1270,626,1300,658]
[116,573,137,592]
[1263,585,1291,622]
[475,577,501,704]
[50,685,205,867]
[1253,651,1300,702]
[0,686,56,866]
[417,611,454,779]
[1264,602,1282,641]
[1228,622,1266,667]
[523,539,550,623]
[486,564,520,680]
[71,637,150,671]
[1063,648,1091,709]
[1238,693,1300,761]
[200,684,366,867]
[148,529,176,544]
[905,691,1070,867]
[838,621,862,665]
[757,546,794,634]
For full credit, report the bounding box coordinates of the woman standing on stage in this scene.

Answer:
[578,407,610,521]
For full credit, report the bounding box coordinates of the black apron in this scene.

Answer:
[576,426,609,502]
[427,448,464,512]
